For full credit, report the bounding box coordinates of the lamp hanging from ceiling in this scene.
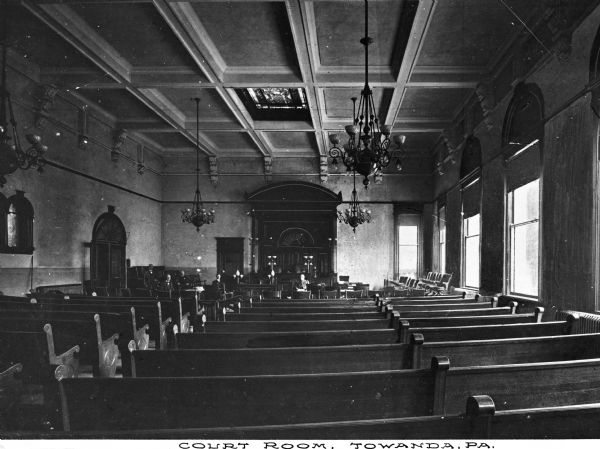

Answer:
[328,0,406,188]
[338,169,372,233]
[0,0,48,187]
[181,97,215,232]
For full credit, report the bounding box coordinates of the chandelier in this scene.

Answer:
[328,0,406,188]
[181,98,215,232]
[0,3,48,188]
[338,170,372,233]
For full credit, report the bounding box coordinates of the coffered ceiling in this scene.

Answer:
[5,0,545,176]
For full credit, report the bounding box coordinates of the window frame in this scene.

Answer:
[506,178,540,299]
[394,212,423,279]
[438,206,446,274]
[462,212,481,289]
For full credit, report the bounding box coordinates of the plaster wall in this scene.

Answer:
[161,168,433,289]
[0,68,163,296]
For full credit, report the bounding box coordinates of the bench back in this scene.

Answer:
[201,319,391,333]
[57,368,437,431]
[400,319,570,344]
[411,332,600,369]
[397,313,541,342]
[440,357,600,415]
[225,311,383,321]
[132,343,410,377]
[176,328,399,348]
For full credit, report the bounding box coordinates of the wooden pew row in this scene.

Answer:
[374,292,467,305]
[376,297,480,309]
[177,315,552,349]
[134,321,589,377]
[0,395,495,439]
[239,305,379,314]
[177,328,400,348]
[382,302,501,317]
[10,395,600,439]
[130,344,409,376]
[401,320,576,345]
[410,331,600,369]
[396,309,543,343]
[53,356,600,431]
[224,310,384,321]
[0,311,135,376]
[0,327,80,384]
[0,299,167,349]
[5,293,196,335]
[201,318,393,332]
[255,299,374,306]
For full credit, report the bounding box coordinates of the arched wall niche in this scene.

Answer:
[246,181,341,280]
[459,135,482,182]
[501,82,545,153]
[90,205,127,290]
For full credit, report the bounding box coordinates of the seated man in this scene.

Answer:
[296,273,309,291]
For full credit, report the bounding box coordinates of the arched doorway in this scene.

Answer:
[90,205,127,291]
[246,181,341,283]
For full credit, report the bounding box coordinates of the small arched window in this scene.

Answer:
[5,190,34,254]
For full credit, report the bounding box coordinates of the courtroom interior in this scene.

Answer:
[1,0,600,439]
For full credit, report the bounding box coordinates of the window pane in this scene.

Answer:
[511,223,539,296]
[465,236,480,288]
[466,214,480,236]
[513,179,539,224]
[399,245,418,278]
[7,206,18,248]
[399,226,418,245]
[440,242,446,273]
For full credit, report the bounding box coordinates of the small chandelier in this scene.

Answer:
[328,0,406,188]
[338,170,372,233]
[181,97,215,232]
[0,4,48,188]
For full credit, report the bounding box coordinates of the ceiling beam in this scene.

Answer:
[154,0,272,159]
[285,0,326,158]
[384,0,436,128]
[22,0,216,156]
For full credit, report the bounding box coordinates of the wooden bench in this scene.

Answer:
[177,328,400,348]
[54,366,441,431]
[130,343,410,376]
[400,320,576,345]
[410,326,594,369]
[239,305,378,314]
[200,318,393,332]
[397,309,543,343]
[0,311,134,376]
[224,311,384,321]
[376,296,478,308]
[9,395,600,439]
[55,354,600,432]
[437,356,600,415]
[0,327,80,384]
[383,302,501,317]
[0,299,168,349]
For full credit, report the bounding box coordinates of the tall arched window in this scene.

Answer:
[502,82,543,298]
[4,191,34,254]
[91,205,127,291]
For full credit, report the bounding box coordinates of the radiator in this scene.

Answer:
[556,310,600,334]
